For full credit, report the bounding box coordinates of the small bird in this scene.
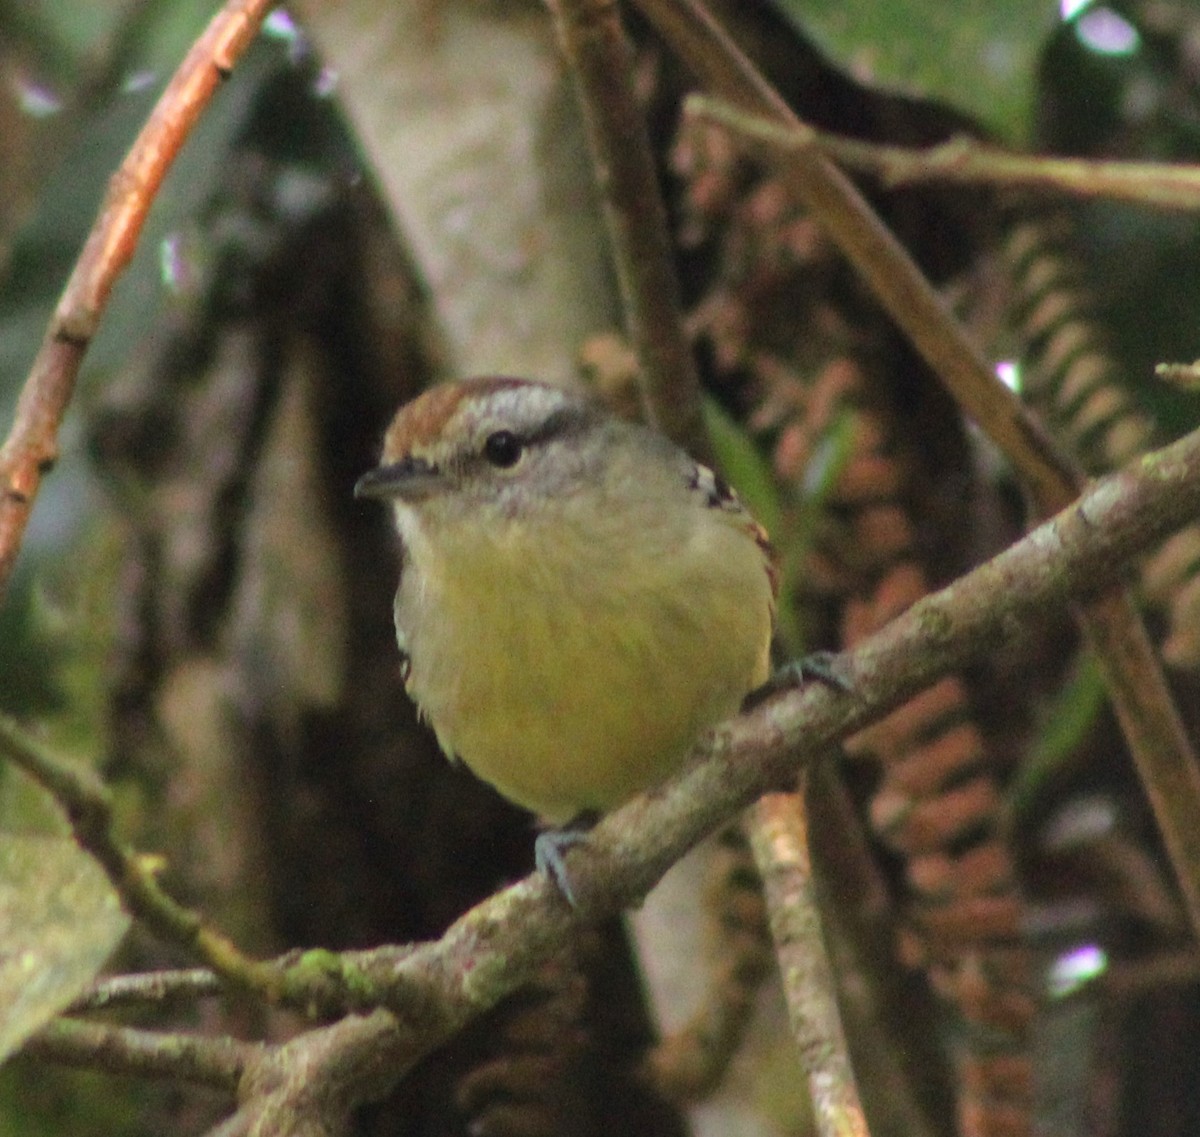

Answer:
[355,377,776,894]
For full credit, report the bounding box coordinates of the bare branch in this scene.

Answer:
[751,793,869,1137]
[630,0,1200,943]
[23,1017,256,1091]
[544,0,712,463]
[0,0,276,598]
[69,969,225,1014]
[687,96,1200,212]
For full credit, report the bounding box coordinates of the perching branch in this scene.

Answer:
[0,0,275,599]
[630,0,1200,943]
[185,420,1200,1131]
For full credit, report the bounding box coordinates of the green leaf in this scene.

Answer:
[702,397,808,649]
[774,0,1058,142]
[702,397,783,538]
[1008,654,1107,820]
[0,834,129,1065]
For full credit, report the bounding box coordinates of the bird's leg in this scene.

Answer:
[534,810,601,907]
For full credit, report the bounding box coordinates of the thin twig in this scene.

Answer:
[69,969,225,1014]
[750,792,869,1137]
[544,0,713,464]
[1156,360,1200,389]
[0,0,275,598]
[66,954,413,1016]
[686,96,1200,212]
[0,712,444,1018]
[631,0,1200,942]
[23,1017,257,1091]
[0,716,284,999]
[0,709,421,1017]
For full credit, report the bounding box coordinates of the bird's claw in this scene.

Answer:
[742,650,850,712]
[534,812,599,907]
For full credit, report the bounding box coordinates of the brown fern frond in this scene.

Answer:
[996,206,1200,666]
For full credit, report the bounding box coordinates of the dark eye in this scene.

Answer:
[483,430,523,469]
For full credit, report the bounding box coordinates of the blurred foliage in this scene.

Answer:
[0,0,229,93]
[0,1064,145,1137]
[0,833,129,1064]
[1009,654,1108,821]
[0,0,131,81]
[0,580,99,835]
[704,397,785,545]
[705,396,802,650]
[774,0,1057,140]
[704,396,854,655]
[0,818,132,1137]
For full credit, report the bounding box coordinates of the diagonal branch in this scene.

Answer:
[544,0,713,464]
[0,0,276,598]
[630,0,1200,943]
[204,419,1200,1132]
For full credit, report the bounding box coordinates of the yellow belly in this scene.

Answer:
[398,508,773,823]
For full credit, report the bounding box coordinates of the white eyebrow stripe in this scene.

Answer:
[472,384,574,430]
